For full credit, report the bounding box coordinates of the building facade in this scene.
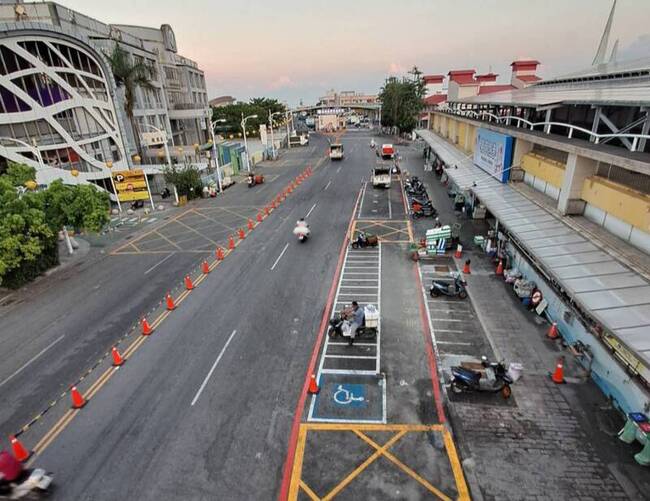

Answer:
[318,89,378,107]
[0,1,210,189]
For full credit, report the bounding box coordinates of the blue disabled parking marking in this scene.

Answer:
[333,384,367,408]
[308,373,385,423]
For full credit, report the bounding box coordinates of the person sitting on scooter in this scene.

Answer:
[0,449,23,494]
[347,301,365,346]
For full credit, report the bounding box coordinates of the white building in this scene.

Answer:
[0,1,210,193]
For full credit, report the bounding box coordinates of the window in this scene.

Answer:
[0,44,34,75]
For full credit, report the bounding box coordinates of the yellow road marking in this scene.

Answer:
[322,431,406,501]
[31,409,77,456]
[188,208,236,231]
[354,431,451,501]
[153,230,183,251]
[300,481,321,501]
[443,429,471,500]
[303,423,444,432]
[174,218,220,246]
[150,310,170,330]
[85,368,114,401]
[288,425,309,500]
[407,219,414,242]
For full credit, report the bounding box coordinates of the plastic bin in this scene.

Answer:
[364,304,379,329]
[507,363,524,382]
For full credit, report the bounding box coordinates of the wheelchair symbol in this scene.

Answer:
[333,385,365,405]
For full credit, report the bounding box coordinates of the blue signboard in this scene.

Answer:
[473,128,513,183]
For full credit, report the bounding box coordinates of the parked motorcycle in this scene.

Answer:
[411,201,437,218]
[0,469,53,499]
[351,231,378,249]
[450,356,513,399]
[430,274,467,299]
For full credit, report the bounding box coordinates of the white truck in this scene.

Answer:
[329,143,344,160]
[372,166,392,188]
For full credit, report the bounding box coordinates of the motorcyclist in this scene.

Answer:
[293,218,310,239]
[370,139,376,148]
[0,449,23,494]
[347,301,365,346]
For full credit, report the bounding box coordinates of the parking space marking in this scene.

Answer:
[187,209,236,231]
[143,253,174,275]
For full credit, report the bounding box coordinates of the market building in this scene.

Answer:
[0,1,210,191]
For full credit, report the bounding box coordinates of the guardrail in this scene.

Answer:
[443,109,650,152]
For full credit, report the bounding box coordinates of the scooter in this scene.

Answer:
[247,175,255,188]
[430,274,467,299]
[450,356,512,399]
[411,201,437,218]
[351,231,378,249]
[0,469,53,499]
[327,309,377,340]
[293,223,310,243]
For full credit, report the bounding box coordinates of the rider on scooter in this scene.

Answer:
[347,301,365,346]
[0,449,23,494]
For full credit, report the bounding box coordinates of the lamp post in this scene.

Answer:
[240,113,258,172]
[140,123,172,208]
[105,160,123,213]
[268,111,285,160]
[209,118,227,193]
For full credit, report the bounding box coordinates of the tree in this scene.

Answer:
[210,98,286,136]
[163,164,203,200]
[106,43,155,158]
[378,66,425,133]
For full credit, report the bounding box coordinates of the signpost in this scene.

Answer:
[111,169,154,208]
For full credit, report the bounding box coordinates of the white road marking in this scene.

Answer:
[306,203,317,218]
[191,329,238,406]
[270,243,290,271]
[144,253,174,275]
[436,340,473,346]
[324,180,332,191]
[357,182,367,218]
[388,188,392,219]
[336,166,342,174]
[0,293,13,305]
[0,335,65,389]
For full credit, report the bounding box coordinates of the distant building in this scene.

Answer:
[318,89,378,107]
[209,95,236,108]
[0,1,210,190]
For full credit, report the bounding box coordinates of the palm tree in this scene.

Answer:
[106,43,155,160]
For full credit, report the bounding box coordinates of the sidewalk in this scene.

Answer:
[402,141,648,500]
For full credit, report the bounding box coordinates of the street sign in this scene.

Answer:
[111,169,150,202]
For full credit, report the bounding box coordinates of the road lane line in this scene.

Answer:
[143,253,174,275]
[388,187,392,219]
[271,243,290,271]
[305,203,317,218]
[324,180,332,191]
[191,329,238,406]
[0,335,65,389]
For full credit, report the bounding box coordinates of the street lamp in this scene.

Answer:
[209,118,227,193]
[105,160,123,214]
[240,113,258,172]
[268,111,285,160]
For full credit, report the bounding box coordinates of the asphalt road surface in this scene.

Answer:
[10,131,387,499]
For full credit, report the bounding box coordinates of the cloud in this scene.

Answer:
[388,62,406,76]
[617,34,650,62]
[268,75,296,90]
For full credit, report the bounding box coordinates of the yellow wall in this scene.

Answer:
[457,122,467,150]
[520,152,565,188]
[581,176,650,231]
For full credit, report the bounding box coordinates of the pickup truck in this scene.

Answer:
[372,167,392,188]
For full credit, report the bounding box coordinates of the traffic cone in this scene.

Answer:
[550,356,565,384]
[166,292,176,311]
[547,322,559,340]
[271,200,276,209]
[228,235,235,250]
[71,386,86,408]
[202,260,210,274]
[10,435,31,462]
[184,275,194,290]
[247,218,254,230]
[141,317,153,336]
[257,212,263,223]
[238,228,245,240]
[496,260,504,276]
[264,206,270,216]
[463,259,471,274]
[308,374,320,394]
[111,346,124,366]
[454,244,462,259]
[216,247,225,260]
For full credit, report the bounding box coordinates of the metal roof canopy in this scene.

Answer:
[416,129,650,366]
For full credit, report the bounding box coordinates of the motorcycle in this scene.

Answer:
[293,223,310,242]
[0,469,53,499]
[247,174,255,188]
[430,274,467,299]
[411,201,437,218]
[327,307,377,340]
[370,140,376,149]
[450,356,513,399]
[351,231,378,249]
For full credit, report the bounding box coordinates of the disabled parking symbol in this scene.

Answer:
[333,384,367,408]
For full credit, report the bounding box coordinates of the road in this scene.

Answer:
[12,131,382,499]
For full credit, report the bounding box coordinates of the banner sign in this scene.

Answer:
[141,131,167,147]
[473,128,513,183]
[111,169,150,202]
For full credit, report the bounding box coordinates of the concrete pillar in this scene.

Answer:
[558,153,598,215]
[465,124,471,152]
[512,138,533,167]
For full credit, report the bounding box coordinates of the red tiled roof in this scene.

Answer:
[510,60,540,67]
[448,70,476,85]
[424,94,447,105]
[423,75,445,83]
[516,75,542,82]
[475,73,498,82]
[477,84,515,95]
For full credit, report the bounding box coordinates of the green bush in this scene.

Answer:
[163,163,203,200]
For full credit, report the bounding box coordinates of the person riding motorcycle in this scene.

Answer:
[0,449,23,495]
[345,301,365,346]
[370,139,376,149]
[293,218,310,240]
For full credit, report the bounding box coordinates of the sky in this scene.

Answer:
[58,0,650,106]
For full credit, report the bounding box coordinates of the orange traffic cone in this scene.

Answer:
[271,200,276,209]
[496,260,503,276]
[111,346,124,366]
[547,322,559,340]
[264,206,270,216]
[141,317,153,336]
[550,356,565,384]
[238,228,245,240]
[71,386,86,408]
[247,218,254,230]
[463,259,471,274]
[257,212,263,223]
[202,260,210,274]
[454,244,462,259]
[10,435,31,462]
[228,235,235,250]
[184,275,194,290]
[308,374,320,394]
[216,247,225,260]
[166,292,176,311]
